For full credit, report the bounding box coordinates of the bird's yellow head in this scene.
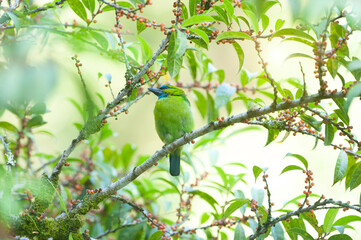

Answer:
[149,85,186,99]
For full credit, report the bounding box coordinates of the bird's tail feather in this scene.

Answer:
[169,148,181,176]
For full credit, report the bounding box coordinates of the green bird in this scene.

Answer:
[149,85,194,176]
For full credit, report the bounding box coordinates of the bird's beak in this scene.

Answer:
[148,88,163,96]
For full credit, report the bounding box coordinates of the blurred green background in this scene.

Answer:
[1,0,361,238]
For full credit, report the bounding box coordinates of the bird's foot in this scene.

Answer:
[183,133,191,143]
[162,145,169,154]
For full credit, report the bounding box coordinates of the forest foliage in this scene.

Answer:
[1,0,361,239]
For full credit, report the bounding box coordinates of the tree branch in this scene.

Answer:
[248,197,361,239]
[55,90,346,220]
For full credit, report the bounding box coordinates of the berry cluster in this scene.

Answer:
[172,1,184,25]
[313,39,328,91]
[24,189,34,202]
[302,169,314,198]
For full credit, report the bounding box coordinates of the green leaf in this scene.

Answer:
[252,165,263,182]
[345,160,358,189]
[226,101,232,116]
[299,114,322,132]
[188,0,197,16]
[278,131,290,143]
[286,77,303,89]
[27,115,46,128]
[324,122,335,146]
[149,230,164,240]
[323,208,339,233]
[215,69,225,83]
[280,165,304,175]
[68,0,88,22]
[207,92,218,122]
[333,150,348,185]
[213,5,229,25]
[188,28,209,49]
[242,5,258,33]
[82,0,95,13]
[286,228,313,240]
[302,212,322,235]
[275,19,285,31]
[329,234,352,240]
[180,1,188,20]
[334,215,361,227]
[265,128,279,146]
[334,109,349,126]
[223,0,234,21]
[117,143,137,169]
[137,21,147,34]
[283,218,307,239]
[232,42,244,72]
[215,83,236,109]
[181,15,215,27]
[137,35,152,61]
[193,89,207,119]
[344,82,361,113]
[283,88,294,100]
[186,49,197,80]
[240,69,250,86]
[347,57,361,80]
[284,153,308,170]
[327,58,339,78]
[284,53,313,62]
[237,16,250,29]
[282,193,320,209]
[167,30,187,78]
[6,12,21,31]
[234,190,247,214]
[333,98,349,125]
[234,223,246,240]
[349,162,361,190]
[190,190,219,213]
[261,14,269,31]
[29,102,46,115]
[102,1,132,12]
[201,212,210,224]
[271,222,285,240]
[155,178,180,194]
[91,32,108,49]
[282,37,315,48]
[224,199,248,218]
[215,31,253,42]
[272,28,316,42]
[214,166,228,186]
[263,0,281,13]
[0,121,18,132]
[251,188,264,206]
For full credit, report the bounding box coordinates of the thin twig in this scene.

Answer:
[94,220,146,239]
[253,39,278,106]
[263,173,272,223]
